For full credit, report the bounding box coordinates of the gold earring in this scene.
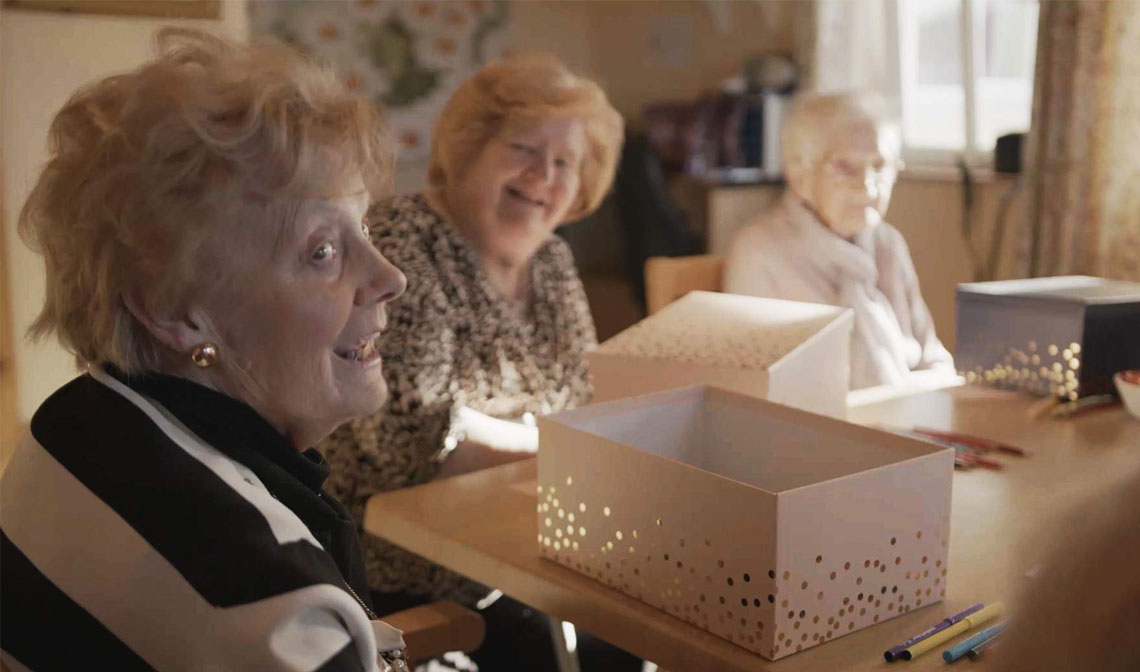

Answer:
[190,343,219,368]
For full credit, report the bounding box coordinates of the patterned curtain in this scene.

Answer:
[1020,0,1140,280]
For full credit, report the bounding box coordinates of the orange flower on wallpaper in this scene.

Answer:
[436,37,456,55]
[249,0,509,160]
[445,9,467,27]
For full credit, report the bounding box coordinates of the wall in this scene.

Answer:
[885,174,1027,353]
[1,0,249,425]
[579,0,798,119]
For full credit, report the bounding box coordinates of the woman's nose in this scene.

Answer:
[526,151,554,182]
[863,170,881,200]
[356,245,406,307]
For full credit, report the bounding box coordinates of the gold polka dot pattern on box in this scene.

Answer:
[537,478,950,661]
[959,339,1083,400]
[596,292,846,370]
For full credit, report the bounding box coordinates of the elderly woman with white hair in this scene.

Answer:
[724,93,954,390]
[1,29,411,670]
[321,56,637,670]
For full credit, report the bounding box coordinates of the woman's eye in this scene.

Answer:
[311,242,337,262]
[511,142,534,153]
[554,157,570,169]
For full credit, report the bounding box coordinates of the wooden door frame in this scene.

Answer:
[1,156,24,468]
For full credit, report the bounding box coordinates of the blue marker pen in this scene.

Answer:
[942,623,1006,663]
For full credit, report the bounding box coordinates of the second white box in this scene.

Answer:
[588,291,853,418]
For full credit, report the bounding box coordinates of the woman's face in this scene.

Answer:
[197,174,406,449]
[447,115,586,269]
[793,121,900,240]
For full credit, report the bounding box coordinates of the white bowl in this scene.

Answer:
[1114,372,1140,420]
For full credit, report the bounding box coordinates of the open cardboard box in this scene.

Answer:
[588,291,853,418]
[537,386,953,660]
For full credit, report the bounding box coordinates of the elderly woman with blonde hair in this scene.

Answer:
[724,93,954,390]
[1,29,411,671]
[321,56,636,669]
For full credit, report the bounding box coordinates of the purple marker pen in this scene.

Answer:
[883,602,985,662]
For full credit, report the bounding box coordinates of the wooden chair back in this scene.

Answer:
[644,255,725,315]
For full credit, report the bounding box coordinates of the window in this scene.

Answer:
[894,0,1038,162]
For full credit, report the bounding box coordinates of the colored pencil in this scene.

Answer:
[912,427,1029,456]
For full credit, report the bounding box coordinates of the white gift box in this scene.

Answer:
[588,291,853,418]
[537,385,953,660]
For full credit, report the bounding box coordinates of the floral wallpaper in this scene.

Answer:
[249,0,510,159]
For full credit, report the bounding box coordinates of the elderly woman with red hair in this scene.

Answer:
[322,55,636,670]
[2,29,409,671]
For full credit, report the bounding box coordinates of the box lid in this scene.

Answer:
[594,291,849,369]
[957,276,1140,305]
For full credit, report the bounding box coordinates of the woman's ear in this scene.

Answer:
[783,157,812,198]
[121,287,204,355]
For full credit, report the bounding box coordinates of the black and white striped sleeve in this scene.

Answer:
[1,370,402,671]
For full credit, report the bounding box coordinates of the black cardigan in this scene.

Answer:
[0,367,397,671]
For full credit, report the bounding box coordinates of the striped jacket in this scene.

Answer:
[1,367,402,671]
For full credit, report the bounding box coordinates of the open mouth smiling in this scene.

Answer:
[333,332,382,365]
[505,186,546,207]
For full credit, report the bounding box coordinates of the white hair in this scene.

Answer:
[781,92,901,170]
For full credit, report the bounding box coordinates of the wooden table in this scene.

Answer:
[364,386,1140,671]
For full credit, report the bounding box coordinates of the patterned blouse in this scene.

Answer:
[321,193,597,606]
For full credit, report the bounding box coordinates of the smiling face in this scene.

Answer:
[445,115,586,269]
[789,120,901,240]
[193,173,406,448]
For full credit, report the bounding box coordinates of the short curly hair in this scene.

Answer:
[427,53,623,222]
[19,27,392,374]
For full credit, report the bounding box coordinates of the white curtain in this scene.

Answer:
[810,0,897,96]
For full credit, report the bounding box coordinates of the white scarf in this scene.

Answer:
[769,197,924,388]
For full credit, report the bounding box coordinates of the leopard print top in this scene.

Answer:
[321,193,597,606]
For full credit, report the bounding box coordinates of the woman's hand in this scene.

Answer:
[433,407,539,480]
[433,438,536,480]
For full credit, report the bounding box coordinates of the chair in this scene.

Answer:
[384,601,486,665]
[643,254,725,315]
